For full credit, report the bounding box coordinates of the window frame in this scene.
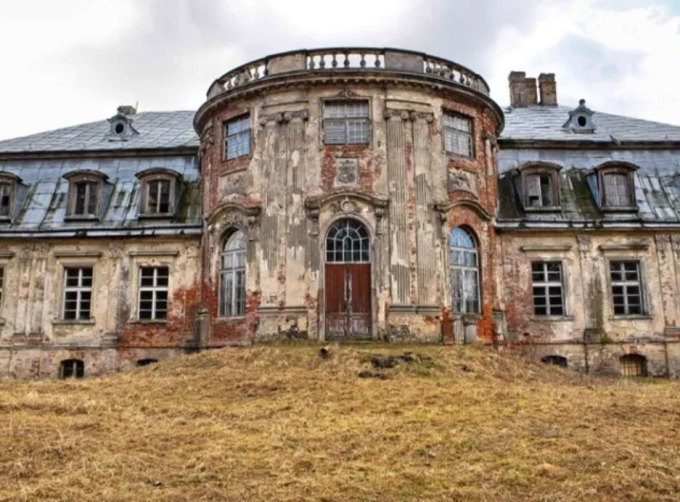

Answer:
[322,99,371,146]
[138,266,169,321]
[619,354,647,377]
[223,114,251,161]
[219,229,247,318]
[136,168,181,218]
[598,165,637,210]
[520,165,561,210]
[0,173,23,222]
[531,261,566,317]
[449,227,480,315]
[608,260,646,317]
[442,111,474,159]
[62,266,94,321]
[64,171,107,219]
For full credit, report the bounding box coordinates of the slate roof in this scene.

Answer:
[0,111,199,154]
[498,104,680,227]
[501,105,680,143]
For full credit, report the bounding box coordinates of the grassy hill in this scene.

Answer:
[1,345,679,501]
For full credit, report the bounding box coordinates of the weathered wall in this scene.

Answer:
[198,78,502,343]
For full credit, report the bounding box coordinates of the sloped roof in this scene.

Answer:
[0,111,199,154]
[501,105,680,143]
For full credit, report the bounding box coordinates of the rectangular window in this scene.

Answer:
[323,101,370,145]
[73,181,98,216]
[526,173,555,207]
[610,261,644,315]
[603,173,633,207]
[144,179,172,214]
[63,267,92,320]
[531,261,565,316]
[139,267,169,320]
[224,116,251,160]
[443,112,473,157]
[0,183,12,217]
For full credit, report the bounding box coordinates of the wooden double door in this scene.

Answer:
[324,262,371,339]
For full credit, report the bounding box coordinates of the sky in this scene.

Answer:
[0,0,679,141]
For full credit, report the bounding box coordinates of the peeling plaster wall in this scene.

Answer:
[199,79,502,343]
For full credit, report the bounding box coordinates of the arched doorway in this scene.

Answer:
[325,218,371,339]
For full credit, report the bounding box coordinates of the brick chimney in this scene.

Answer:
[117,105,137,115]
[508,71,537,108]
[538,73,557,106]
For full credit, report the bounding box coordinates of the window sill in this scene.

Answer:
[64,215,99,222]
[137,213,175,220]
[600,206,638,213]
[610,315,652,321]
[531,315,574,323]
[128,319,168,325]
[524,206,562,213]
[216,316,246,323]
[445,151,475,162]
[52,319,96,326]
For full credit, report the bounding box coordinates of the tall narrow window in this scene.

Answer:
[220,230,246,317]
[0,267,4,313]
[609,261,644,315]
[0,183,13,218]
[139,267,169,320]
[224,116,251,160]
[323,101,370,145]
[531,262,565,316]
[59,359,84,379]
[63,267,93,320]
[443,112,473,157]
[450,227,479,314]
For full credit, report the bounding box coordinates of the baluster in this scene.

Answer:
[343,52,350,68]
[374,52,381,68]
[309,55,316,69]
[331,53,338,68]
[360,53,366,68]
[319,55,326,69]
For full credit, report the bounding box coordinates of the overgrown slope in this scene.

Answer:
[1,345,679,501]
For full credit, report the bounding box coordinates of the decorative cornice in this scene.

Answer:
[304,190,389,211]
[258,109,309,126]
[432,199,492,221]
[207,201,262,226]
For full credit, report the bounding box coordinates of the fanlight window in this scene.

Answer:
[220,230,247,317]
[450,227,480,314]
[326,219,370,263]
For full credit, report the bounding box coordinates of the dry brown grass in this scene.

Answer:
[1,345,680,501]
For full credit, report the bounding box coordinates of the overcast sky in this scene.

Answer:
[0,0,678,140]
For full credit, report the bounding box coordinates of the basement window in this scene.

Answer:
[323,100,370,145]
[619,354,647,377]
[137,358,158,367]
[59,359,84,379]
[443,112,473,158]
[541,355,568,368]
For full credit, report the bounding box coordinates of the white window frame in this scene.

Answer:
[138,266,169,321]
[450,227,480,314]
[63,267,93,320]
[443,112,473,158]
[220,230,247,317]
[609,260,645,316]
[323,100,370,145]
[531,261,565,316]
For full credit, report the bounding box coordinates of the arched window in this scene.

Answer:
[220,230,246,317]
[620,353,647,377]
[59,359,84,379]
[326,219,370,263]
[541,355,568,368]
[450,227,479,314]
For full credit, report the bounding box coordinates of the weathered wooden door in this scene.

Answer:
[325,219,371,339]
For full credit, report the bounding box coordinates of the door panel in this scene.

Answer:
[325,263,371,339]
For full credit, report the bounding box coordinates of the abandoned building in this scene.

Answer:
[0,48,678,379]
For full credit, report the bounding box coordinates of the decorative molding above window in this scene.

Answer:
[63,170,109,220]
[106,106,139,141]
[562,99,595,133]
[135,168,182,218]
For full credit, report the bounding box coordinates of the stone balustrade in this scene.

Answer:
[207,48,490,99]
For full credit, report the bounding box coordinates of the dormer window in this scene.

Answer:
[64,171,108,219]
[518,164,561,210]
[0,173,21,220]
[106,106,138,141]
[136,168,181,217]
[597,163,637,210]
[563,99,595,133]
